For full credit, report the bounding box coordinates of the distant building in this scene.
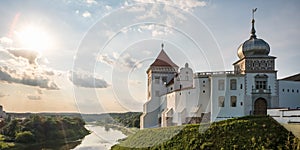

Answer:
[140,11,300,128]
[0,105,7,120]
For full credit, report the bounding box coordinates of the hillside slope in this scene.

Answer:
[112,116,300,149]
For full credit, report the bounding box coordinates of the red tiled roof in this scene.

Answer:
[150,50,178,67]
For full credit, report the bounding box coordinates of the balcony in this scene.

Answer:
[252,88,271,94]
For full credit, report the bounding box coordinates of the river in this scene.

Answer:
[17,125,126,150]
[73,125,127,150]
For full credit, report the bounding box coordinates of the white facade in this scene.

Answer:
[278,80,300,108]
[268,108,300,123]
[140,16,300,129]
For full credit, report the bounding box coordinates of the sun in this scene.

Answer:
[16,25,53,52]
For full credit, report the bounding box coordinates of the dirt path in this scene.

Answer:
[283,123,300,138]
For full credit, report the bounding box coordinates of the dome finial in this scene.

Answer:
[251,8,257,39]
[161,43,164,50]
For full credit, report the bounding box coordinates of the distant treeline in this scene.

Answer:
[7,112,143,128]
[90,112,142,128]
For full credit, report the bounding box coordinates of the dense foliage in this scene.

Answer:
[95,112,142,128]
[0,115,89,149]
[112,116,300,150]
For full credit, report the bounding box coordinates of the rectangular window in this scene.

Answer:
[162,76,167,84]
[230,79,237,90]
[154,76,160,84]
[218,79,225,91]
[255,81,267,89]
[218,96,225,107]
[231,96,237,107]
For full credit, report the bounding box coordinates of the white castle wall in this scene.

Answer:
[268,108,300,123]
[278,80,300,109]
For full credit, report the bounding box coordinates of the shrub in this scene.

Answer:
[15,131,35,143]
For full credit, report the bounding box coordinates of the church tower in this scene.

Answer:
[233,8,279,115]
[140,44,178,128]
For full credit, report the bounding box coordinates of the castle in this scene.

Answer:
[140,11,300,128]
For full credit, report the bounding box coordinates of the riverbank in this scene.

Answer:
[0,115,89,149]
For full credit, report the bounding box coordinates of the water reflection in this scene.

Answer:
[73,125,127,150]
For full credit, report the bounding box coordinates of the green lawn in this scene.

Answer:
[112,116,300,150]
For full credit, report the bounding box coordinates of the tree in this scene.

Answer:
[15,131,35,143]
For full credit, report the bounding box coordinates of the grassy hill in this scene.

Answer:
[112,116,300,150]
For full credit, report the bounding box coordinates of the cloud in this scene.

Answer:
[69,71,109,88]
[0,66,59,90]
[97,54,114,66]
[132,0,206,12]
[7,49,39,65]
[97,52,142,70]
[105,5,112,10]
[27,95,41,100]
[0,48,59,90]
[0,37,13,47]
[138,24,173,37]
[82,11,92,18]
[0,92,9,98]
[119,53,143,70]
[37,89,43,94]
[86,0,98,4]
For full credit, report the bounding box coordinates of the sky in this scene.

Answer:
[0,0,299,113]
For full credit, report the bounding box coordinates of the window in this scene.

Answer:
[287,89,290,92]
[255,74,268,89]
[240,102,243,106]
[155,91,159,96]
[180,84,182,89]
[218,79,225,91]
[292,89,294,93]
[282,89,285,92]
[162,76,167,84]
[154,76,160,84]
[230,79,237,90]
[255,81,267,89]
[231,96,237,107]
[240,84,243,89]
[218,96,225,107]
[203,80,205,83]
[297,90,299,93]
[203,90,205,93]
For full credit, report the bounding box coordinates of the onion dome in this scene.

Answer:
[237,9,270,59]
